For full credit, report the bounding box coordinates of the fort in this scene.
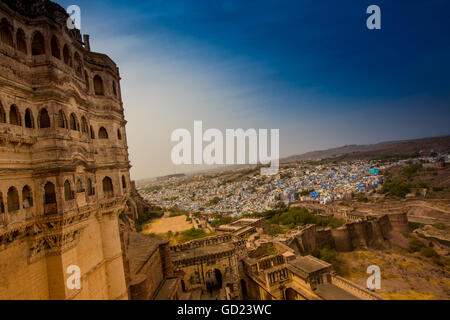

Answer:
[278,212,409,255]
[0,0,144,299]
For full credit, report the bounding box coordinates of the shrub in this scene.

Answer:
[211,216,237,227]
[432,222,447,230]
[408,239,426,253]
[382,180,411,198]
[265,223,286,236]
[408,222,425,231]
[403,164,423,180]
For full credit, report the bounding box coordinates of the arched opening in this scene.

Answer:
[214,269,223,288]
[24,109,34,128]
[74,52,82,76]
[38,108,50,128]
[90,126,95,139]
[64,180,74,201]
[16,28,27,54]
[31,31,45,56]
[69,113,78,131]
[0,103,6,123]
[102,176,114,198]
[93,75,104,96]
[22,185,33,208]
[112,81,117,97]
[98,127,108,139]
[7,187,19,212]
[285,288,298,300]
[76,179,84,193]
[50,36,60,59]
[85,70,90,90]
[87,178,95,196]
[240,279,248,299]
[0,19,13,47]
[181,280,186,292]
[81,116,88,133]
[205,269,223,296]
[9,105,21,126]
[63,44,72,66]
[0,192,4,214]
[58,110,67,128]
[117,128,122,140]
[122,175,127,189]
[44,182,57,215]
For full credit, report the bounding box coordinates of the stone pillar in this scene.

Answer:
[46,254,66,300]
[100,212,128,300]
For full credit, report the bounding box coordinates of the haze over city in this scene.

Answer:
[55,0,450,179]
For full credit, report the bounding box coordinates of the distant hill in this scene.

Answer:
[282,135,450,163]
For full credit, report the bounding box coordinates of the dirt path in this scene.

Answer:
[142,215,193,234]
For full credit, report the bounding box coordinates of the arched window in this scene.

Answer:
[117,128,122,140]
[44,182,57,215]
[98,127,108,139]
[122,175,127,189]
[90,126,95,139]
[87,178,95,196]
[38,108,50,128]
[81,116,88,133]
[102,177,114,198]
[9,105,21,126]
[93,75,104,96]
[22,185,33,208]
[44,182,56,204]
[112,81,117,97]
[16,28,27,54]
[64,180,74,201]
[24,109,34,128]
[58,110,67,128]
[74,52,82,76]
[76,179,84,193]
[51,36,60,59]
[63,44,72,66]
[0,102,6,123]
[0,192,4,214]
[7,187,19,212]
[69,113,78,131]
[31,31,45,56]
[85,70,90,91]
[0,19,13,47]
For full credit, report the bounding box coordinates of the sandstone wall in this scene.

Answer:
[286,213,409,254]
[0,0,131,300]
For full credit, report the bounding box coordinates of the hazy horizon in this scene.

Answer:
[55,0,450,180]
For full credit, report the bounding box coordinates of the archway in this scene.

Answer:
[214,269,223,288]
[240,279,248,298]
[44,182,57,215]
[285,288,298,300]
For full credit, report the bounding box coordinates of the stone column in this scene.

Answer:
[100,212,128,300]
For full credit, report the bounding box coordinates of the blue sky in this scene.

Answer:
[55,0,450,179]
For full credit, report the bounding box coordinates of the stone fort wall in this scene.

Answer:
[0,0,131,299]
[285,212,410,255]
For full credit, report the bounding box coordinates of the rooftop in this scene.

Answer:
[170,241,235,262]
[288,255,331,274]
[315,283,360,300]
